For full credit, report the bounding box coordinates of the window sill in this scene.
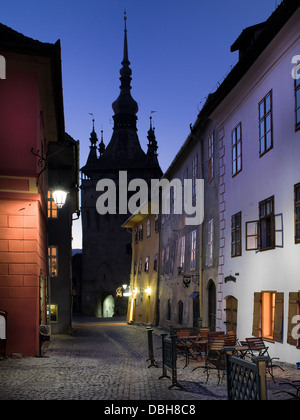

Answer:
[232,170,242,179]
[259,146,273,158]
[259,246,275,252]
[262,337,275,344]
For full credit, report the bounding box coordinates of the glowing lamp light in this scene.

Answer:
[122,285,132,297]
[52,190,68,209]
[145,287,151,295]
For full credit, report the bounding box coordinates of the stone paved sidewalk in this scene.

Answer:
[0,316,299,401]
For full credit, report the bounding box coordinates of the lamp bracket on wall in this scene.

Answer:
[31,148,48,186]
[224,275,236,283]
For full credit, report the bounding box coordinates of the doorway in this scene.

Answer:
[193,294,200,328]
[225,296,238,333]
[103,295,115,318]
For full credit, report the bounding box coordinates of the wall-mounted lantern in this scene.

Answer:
[52,190,68,209]
[122,284,132,297]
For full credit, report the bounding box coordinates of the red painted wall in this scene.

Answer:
[0,69,40,177]
[0,67,48,356]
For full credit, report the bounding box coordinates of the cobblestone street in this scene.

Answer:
[0,316,299,401]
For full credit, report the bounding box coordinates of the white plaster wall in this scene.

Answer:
[212,9,300,363]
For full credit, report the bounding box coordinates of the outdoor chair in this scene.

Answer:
[176,329,192,365]
[182,329,211,366]
[193,334,226,384]
[245,337,284,381]
[207,331,225,340]
[197,328,210,338]
[203,335,226,385]
[225,331,238,346]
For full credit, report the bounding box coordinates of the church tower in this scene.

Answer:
[80,14,162,317]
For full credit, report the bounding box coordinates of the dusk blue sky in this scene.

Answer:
[2,0,280,248]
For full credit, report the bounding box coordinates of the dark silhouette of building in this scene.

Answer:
[80,15,162,317]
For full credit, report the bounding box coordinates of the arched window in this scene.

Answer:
[167,299,171,321]
[178,300,183,324]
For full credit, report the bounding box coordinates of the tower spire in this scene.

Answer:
[146,115,159,167]
[99,129,106,156]
[123,9,129,64]
[112,11,138,125]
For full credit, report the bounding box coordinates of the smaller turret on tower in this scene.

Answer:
[146,116,159,168]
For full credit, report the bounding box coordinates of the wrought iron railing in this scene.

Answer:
[226,351,268,400]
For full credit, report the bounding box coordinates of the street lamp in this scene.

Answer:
[122,284,132,297]
[145,287,151,295]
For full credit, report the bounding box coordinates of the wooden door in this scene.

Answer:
[225,296,238,333]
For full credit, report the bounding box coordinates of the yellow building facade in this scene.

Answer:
[123,208,159,325]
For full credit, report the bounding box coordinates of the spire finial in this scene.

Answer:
[124,9,127,30]
[89,116,98,146]
[99,129,105,156]
[122,10,129,65]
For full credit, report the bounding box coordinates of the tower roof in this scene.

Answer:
[112,12,138,121]
[81,13,162,177]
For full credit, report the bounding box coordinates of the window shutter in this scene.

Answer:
[252,292,262,336]
[287,292,300,346]
[273,292,284,343]
[246,221,259,250]
[274,214,283,248]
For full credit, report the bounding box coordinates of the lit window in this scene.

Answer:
[190,230,197,270]
[144,256,150,273]
[47,191,58,219]
[262,292,276,340]
[49,304,58,323]
[232,123,242,176]
[48,246,58,277]
[146,219,151,238]
[252,292,284,342]
[259,91,273,156]
[179,236,185,272]
[206,220,213,267]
